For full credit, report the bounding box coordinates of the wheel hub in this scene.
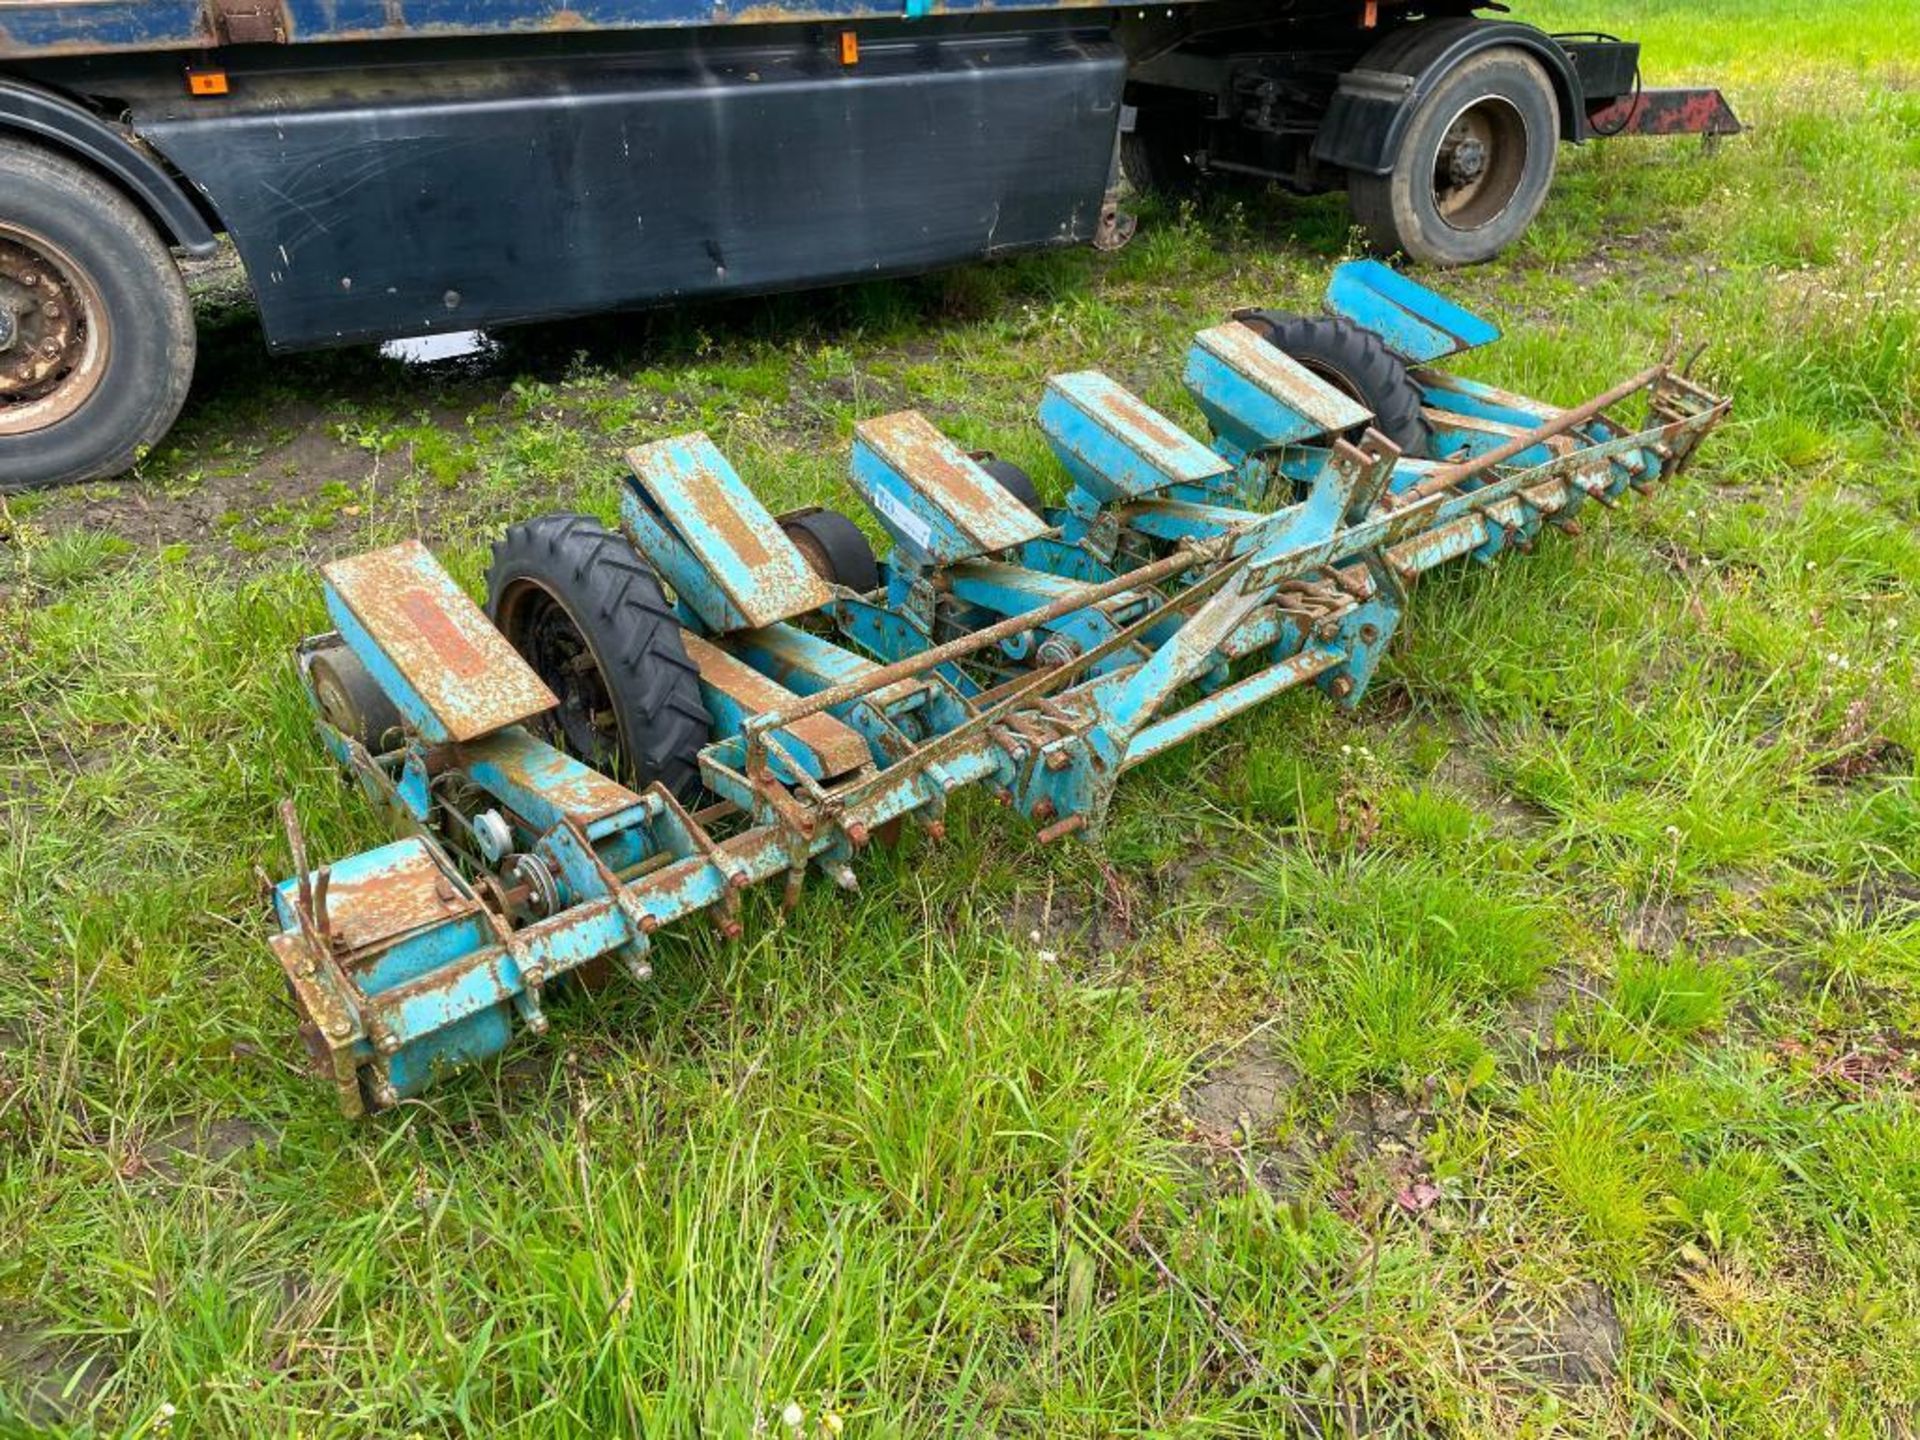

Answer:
[1441,134,1488,187]
[1429,95,1529,231]
[0,236,85,401]
[503,585,628,780]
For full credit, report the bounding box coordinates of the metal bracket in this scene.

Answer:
[209,0,288,45]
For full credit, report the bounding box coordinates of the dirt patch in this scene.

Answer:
[1776,1029,1920,1098]
[120,1116,279,1182]
[1183,1042,1296,1142]
[1502,1281,1625,1389]
[1502,961,1588,1065]
[1180,1045,1451,1222]
[1004,862,1141,961]
[1432,747,1544,838]
[1851,870,1920,927]
[0,1321,117,1427]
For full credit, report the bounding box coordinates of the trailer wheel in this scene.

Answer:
[0,138,195,490]
[1235,311,1432,457]
[1347,47,1560,267]
[781,506,880,594]
[486,514,711,801]
[1120,112,1202,197]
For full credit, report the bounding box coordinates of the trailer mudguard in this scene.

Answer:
[131,27,1125,351]
[1311,18,1582,177]
[0,79,217,253]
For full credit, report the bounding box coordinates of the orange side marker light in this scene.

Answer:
[187,69,231,97]
[839,31,859,65]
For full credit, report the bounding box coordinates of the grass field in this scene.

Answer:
[3,0,1918,1433]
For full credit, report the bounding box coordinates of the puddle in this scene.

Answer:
[379,329,496,365]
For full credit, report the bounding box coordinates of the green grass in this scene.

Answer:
[4,0,1920,1433]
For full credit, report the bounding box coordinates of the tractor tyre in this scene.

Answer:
[976,455,1044,514]
[486,513,711,801]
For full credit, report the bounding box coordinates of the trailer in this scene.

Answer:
[0,1,1738,491]
[262,262,1729,1116]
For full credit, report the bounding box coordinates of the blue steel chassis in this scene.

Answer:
[268,262,1728,1116]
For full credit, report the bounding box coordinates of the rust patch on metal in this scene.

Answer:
[1053,373,1230,485]
[684,632,872,780]
[328,842,477,961]
[858,411,1045,552]
[324,540,557,743]
[209,0,289,44]
[397,588,486,678]
[629,433,833,628]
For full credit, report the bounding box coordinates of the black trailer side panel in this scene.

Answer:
[133,29,1124,350]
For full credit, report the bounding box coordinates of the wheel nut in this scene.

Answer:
[42,302,59,319]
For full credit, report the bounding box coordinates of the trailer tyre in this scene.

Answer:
[487,514,711,801]
[1346,47,1560,267]
[0,138,196,490]
[1121,126,1190,198]
[1235,311,1432,457]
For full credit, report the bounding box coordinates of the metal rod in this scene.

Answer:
[1392,363,1667,506]
[826,545,1259,814]
[746,538,1227,734]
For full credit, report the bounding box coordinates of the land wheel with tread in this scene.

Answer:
[1347,47,1561,267]
[0,137,196,490]
[486,513,711,801]
[1234,310,1432,457]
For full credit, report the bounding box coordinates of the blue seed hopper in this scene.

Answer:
[267,262,1728,1115]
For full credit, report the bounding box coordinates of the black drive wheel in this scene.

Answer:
[1347,48,1560,267]
[1234,311,1432,457]
[974,455,1044,515]
[780,506,880,594]
[485,514,711,801]
[0,138,196,490]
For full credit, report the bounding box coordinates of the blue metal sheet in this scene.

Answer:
[851,411,1047,565]
[625,434,834,634]
[0,0,1142,56]
[323,541,557,745]
[1185,322,1372,459]
[1325,260,1502,365]
[1040,371,1233,505]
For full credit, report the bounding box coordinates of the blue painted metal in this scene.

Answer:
[623,434,834,635]
[266,266,1730,1116]
[0,0,1132,56]
[850,411,1047,567]
[1325,258,1502,364]
[1183,322,1371,466]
